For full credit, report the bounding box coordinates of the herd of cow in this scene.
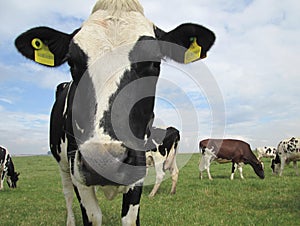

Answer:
[1,0,299,225]
[198,138,300,180]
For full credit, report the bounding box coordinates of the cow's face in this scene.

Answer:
[15,2,215,184]
[254,161,265,179]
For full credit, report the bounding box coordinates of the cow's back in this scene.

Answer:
[50,82,73,166]
[277,137,300,161]
[200,139,251,160]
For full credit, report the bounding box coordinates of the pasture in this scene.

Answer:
[1,154,299,226]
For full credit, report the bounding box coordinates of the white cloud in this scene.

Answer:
[0,0,91,39]
[0,98,13,104]
[0,61,70,90]
[0,106,49,155]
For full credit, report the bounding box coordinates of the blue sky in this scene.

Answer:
[0,0,299,155]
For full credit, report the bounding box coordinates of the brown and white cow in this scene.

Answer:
[199,139,264,180]
[271,137,300,176]
[146,127,180,197]
[15,0,215,225]
[0,146,19,190]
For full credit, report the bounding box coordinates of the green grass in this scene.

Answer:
[1,154,299,225]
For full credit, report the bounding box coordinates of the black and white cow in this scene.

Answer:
[256,146,276,169]
[146,127,180,197]
[0,146,20,190]
[256,146,276,161]
[271,137,300,176]
[15,0,215,225]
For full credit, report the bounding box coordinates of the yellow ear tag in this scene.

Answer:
[31,38,55,66]
[184,37,202,64]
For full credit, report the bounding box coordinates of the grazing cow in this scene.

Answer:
[15,1,215,225]
[0,146,20,190]
[199,139,264,180]
[256,146,276,169]
[146,127,180,197]
[271,137,300,176]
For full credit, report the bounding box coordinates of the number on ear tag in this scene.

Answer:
[184,38,202,64]
[31,38,55,66]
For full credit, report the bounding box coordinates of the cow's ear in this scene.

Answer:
[156,23,216,64]
[15,27,77,67]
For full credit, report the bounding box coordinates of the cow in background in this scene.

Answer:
[146,127,180,197]
[256,146,276,169]
[272,137,300,176]
[256,146,276,161]
[0,146,20,190]
[15,0,215,225]
[199,139,264,180]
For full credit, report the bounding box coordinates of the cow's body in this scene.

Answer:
[146,127,180,197]
[0,146,19,190]
[15,0,215,225]
[199,139,264,180]
[271,137,300,176]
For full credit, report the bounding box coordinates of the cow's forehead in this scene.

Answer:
[73,10,155,62]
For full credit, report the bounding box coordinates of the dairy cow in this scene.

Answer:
[199,139,264,180]
[146,127,180,197]
[271,137,300,176]
[256,146,276,169]
[0,146,19,190]
[15,0,215,225]
[256,146,276,161]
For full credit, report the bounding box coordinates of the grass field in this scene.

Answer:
[1,154,299,226]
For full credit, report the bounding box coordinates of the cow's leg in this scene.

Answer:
[261,161,265,169]
[59,169,75,226]
[279,158,285,176]
[198,159,204,179]
[293,161,299,176]
[149,161,165,197]
[230,162,236,180]
[199,156,212,180]
[207,165,213,180]
[74,183,102,226]
[6,176,12,188]
[237,163,244,179]
[170,160,179,195]
[0,170,4,190]
[199,171,203,179]
[122,182,143,226]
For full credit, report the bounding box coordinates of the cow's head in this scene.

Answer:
[7,172,20,188]
[253,161,265,179]
[15,0,215,185]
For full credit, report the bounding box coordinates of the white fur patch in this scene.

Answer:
[122,204,139,226]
